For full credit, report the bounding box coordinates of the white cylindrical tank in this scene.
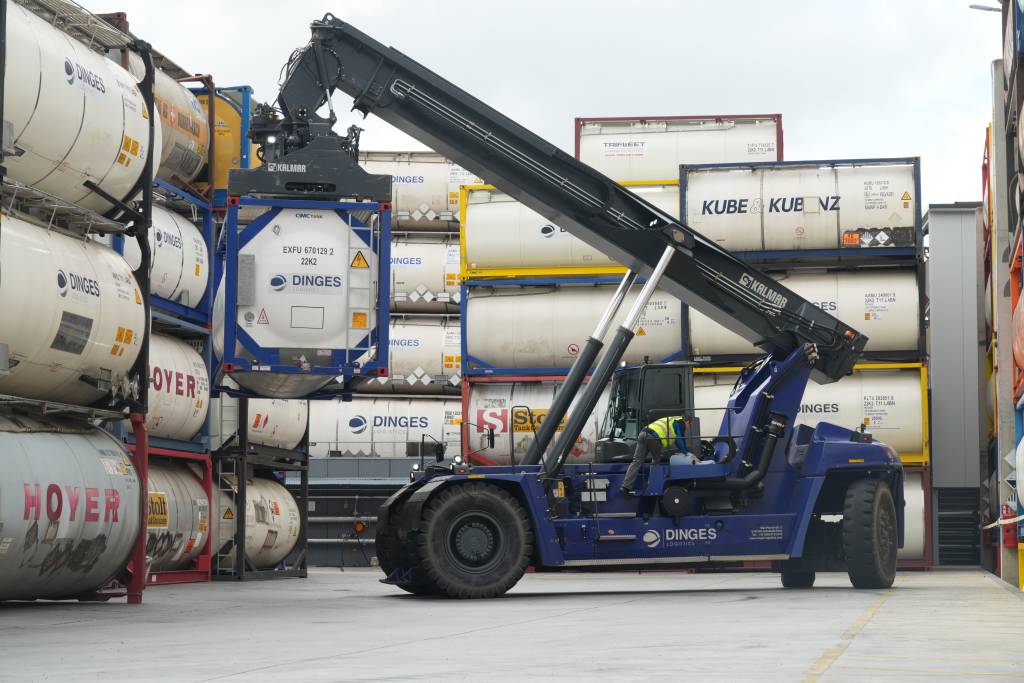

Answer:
[466,285,681,369]
[361,318,461,394]
[462,183,678,273]
[898,469,926,561]
[577,115,781,181]
[215,476,300,568]
[4,1,159,212]
[390,238,460,312]
[1016,438,1024,504]
[210,385,308,452]
[683,160,917,251]
[309,396,461,457]
[689,269,920,355]
[465,381,611,465]
[212,207,382,398]
[125,53,209,184]
[0,414,141,601]
[359,151,482,224]
[121,205,209,307]
[693,368,923,456]
[145,335,209,441]
[147,460,209,572]
[0,213,146,405]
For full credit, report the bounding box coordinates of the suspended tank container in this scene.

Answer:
[461,182,679,277]
[360,318,460,394]
[4,1,159,212]
[689,269,921,356]
[465,381,611,465]
[0,414,141,601]
[575,114,782,181]
[390,237,460,312]
[309,396,461,457]
[359,151,482,228]
[464,281,683,374]
[0,213,146,405]
[681,158,921,253]
[212,200,390,398]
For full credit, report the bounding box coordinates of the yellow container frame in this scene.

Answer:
[459,180,679,280]
[692,362,930,466]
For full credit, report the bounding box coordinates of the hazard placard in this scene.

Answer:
[636,327,647,337]
[351,251,369,268]
[223,508,234,520]
[900,191,912,201]
[257,308,269,325]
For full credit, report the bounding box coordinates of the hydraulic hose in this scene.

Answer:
[694,414,787,491]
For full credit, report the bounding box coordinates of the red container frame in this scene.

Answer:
[573,114,785,163]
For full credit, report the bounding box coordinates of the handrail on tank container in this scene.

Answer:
[214,195,391,397]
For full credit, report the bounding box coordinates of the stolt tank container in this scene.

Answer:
[359,150,482,226]
[212,206,384,398]
[309,396,461,457]
[145,334,209,441]
[466,381,611,465]
[215,476,300,568]
[0,213,146,405]
[462,182,678,275]
[361,318,460,394]
[689,269,921,355]
[0,414,141,601]
[125,53,209,184]
[682,158,920,252]
[147,460,208,571]
[391,237,460,312]
[575,114,782,181]
[210,386,308,452]
[120,205,209,307]
[4,1,159,212]
[465,283,682,371]
[693,367,924,457]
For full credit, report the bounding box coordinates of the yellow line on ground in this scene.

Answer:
[801,586,896,683]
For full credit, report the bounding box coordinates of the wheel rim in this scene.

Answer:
[877,499,896,568]
[446,510,505,572]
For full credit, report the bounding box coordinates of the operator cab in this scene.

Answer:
[596,361,710,463]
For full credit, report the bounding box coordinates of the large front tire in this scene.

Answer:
[376,501,437,596]
[843,479,898,589]
[415,483,532,599]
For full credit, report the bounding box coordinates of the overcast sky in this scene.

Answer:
[87,1,1001,205]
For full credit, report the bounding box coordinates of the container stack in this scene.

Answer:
[459,115,784,467]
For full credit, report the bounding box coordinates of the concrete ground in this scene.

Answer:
[1,568,1022,682]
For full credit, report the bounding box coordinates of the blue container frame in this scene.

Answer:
[214,196,391,397]
[678,156,924,264]
[460,276,684,376]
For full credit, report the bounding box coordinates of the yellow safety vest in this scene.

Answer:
[645,416,687,449]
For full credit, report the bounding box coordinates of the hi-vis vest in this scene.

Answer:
[645,416,687,450]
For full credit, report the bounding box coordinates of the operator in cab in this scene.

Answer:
[621,416,702,495]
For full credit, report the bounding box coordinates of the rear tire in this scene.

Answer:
[376,501,437,596]
[415,483,532,599]
[843,479,898,589]
[781,569,815,588]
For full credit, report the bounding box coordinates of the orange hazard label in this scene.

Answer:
[351,251,369,269]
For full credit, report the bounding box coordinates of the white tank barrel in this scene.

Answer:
[466,285,682,370]
[463,183,677,273]
[212,207,382,398]
[0,213,146,405]
[694,368,924,456]
[147,460,209,571]
[3,1,159,212]
[466,381,611,465]
[215,476,300,568]
[577,115,781,181]
[361,318,461,394]
[359,151,482,226]
[145,335,209,441]
[120,205,209,307]
[689,269,920,355]
[390,238,460,312]
[126,53,209,184]
[0,414,141,601]
[309,396,461,457]
[683,160,918,251]
[1016,438,1024,504]
[898,470,926,561]
[210,388,308,452]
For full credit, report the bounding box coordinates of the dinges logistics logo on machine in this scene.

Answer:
[642,527,719,549]
[63,57,106,93]
[56,268,100,298]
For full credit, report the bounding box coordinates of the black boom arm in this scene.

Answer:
[260,14,866,382]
